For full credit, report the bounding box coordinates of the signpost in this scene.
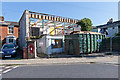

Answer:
[97,39,102,42]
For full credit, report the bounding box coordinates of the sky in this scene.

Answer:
[1,2,118,26]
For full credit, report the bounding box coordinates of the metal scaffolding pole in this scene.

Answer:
[63,22,66,35]
[42,19,44,28]
[54,21,56,35]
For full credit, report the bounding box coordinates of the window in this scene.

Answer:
[3,44,15,49]
[31,27,40,36]
[8,25,14,34]
[9,39,14,43]
[51,39,63,49]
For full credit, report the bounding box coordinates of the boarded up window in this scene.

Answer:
[31,27,40,36]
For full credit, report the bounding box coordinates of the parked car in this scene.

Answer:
[1,43,18,58]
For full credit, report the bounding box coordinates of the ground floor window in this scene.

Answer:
[51,39,63,49]
[9,38,14,43]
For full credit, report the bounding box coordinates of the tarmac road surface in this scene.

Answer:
[2,63,118,78]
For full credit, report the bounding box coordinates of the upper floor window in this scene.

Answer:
[8,25,14,34]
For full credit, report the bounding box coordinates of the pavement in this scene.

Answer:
[0,53,119,65]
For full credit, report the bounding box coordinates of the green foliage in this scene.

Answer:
[77,18,92,31]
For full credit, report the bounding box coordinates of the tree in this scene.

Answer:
[77,18,92,31]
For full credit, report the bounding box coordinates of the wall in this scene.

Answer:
[19,10,30,49]
[19,13,26,49]
[107,26,118,37]
[36,36,46,54]
[0,36,1,49]
[0,25,19,45]
[37,35,64,55]
[0,26,8,41]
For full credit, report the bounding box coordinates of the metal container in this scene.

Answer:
[36,35,64,56]
[65,33,105,55]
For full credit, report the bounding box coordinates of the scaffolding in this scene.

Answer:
[19,9,80,50]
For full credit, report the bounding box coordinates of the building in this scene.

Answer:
[93,19,120,37]
[0,16,19,45]
[19,10,79,57]
[91,26,101,33]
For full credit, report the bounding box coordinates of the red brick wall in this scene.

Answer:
[0,25,19,42]
[14,27,19,38]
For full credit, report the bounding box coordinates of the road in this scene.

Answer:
[1,63,118,78]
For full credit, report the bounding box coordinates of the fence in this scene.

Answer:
[105,36,120,52]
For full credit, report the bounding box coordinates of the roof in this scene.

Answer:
[0,21,19,27]
[96,20,120,29]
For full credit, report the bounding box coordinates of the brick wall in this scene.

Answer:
[0,26,8,41]
[0,25,19,43]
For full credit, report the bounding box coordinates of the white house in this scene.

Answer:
[94,19,120,38]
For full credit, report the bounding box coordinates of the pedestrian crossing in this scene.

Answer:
[0,65,19,76]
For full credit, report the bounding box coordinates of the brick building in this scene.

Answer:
[0,16,19,45]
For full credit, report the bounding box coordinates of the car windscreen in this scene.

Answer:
[3,44,15,49]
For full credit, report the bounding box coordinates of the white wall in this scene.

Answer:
[19,10,30,49]
[47,36,64,55]
[107,26,118,37]
[19,14,26,49]
[37,35,64,55]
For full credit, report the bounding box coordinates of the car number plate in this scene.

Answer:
[5,55,11,57]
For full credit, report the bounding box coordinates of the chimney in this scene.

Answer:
[0,16,4,21]
[107,18,113,24]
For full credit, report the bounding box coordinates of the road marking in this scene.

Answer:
[3,69,12,74]
[0,66,19,74]
[0,66,5,68]
[4,66,11,69]
[13,66,19,69]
